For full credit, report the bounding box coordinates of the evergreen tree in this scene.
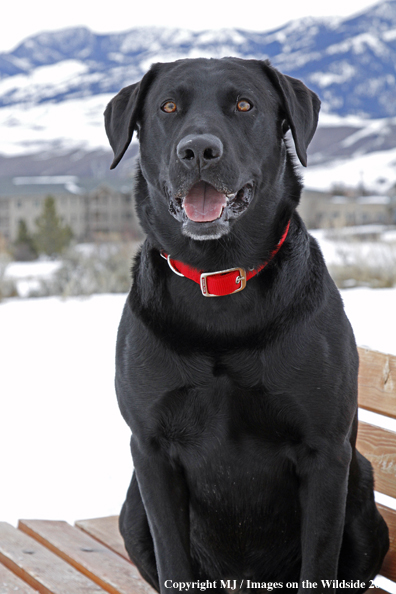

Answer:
[33,196,73,256]
[13,219,38,261]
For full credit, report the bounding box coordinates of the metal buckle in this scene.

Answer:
[200,267,246,297]
[161,252,185,277]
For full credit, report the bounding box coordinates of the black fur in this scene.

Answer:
[105,58,389,593]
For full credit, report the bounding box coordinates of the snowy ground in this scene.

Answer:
[0,294,132,526]
[1,287,395,523]
[1,247,396,590]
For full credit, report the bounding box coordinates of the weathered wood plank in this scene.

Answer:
[75,512,396,587]
[377,504,396,583]
[357,421,396,499]
[0,522,105,594]
[0,561,40,593]
[19,520,154,594]
[358,348,396,419]
[75,517,129,562]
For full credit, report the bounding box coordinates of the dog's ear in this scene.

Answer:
[262,61,321,167]
[104,66,159,169]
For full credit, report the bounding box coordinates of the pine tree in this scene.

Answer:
[13,219,38,261]
[33,196,73,257]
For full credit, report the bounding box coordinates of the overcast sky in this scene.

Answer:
[0,0,381,53]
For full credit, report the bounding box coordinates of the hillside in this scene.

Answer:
[1,0,396,190]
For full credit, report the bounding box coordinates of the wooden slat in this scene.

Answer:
[19,520,154,594]
[75,512,396,585]
[0,561,40,593]
[377,504,396,583]
[0,522,105,594]
[75,516,129,562]
[357,421,396,499]
[358,348,396,419]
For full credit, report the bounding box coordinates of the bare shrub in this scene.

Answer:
[30,241,140,298]
[328,234,396,289]
[0,254,19,300]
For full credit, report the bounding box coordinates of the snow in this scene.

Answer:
[384,27,396,41]
[0,93,113,155]
[326,32,390,57]
[309,63,356,88]
[338,118,396,148]
[310,226,396,269]
[0,54,395,195]
[341,287,396,354]
[302,114,396,192]
[0,60,89,101]
[0,247,395,589]
[316,112,369,126]
[303,146,396,193]
[5,259,62,298]
[0,294,132,526]
[0,283,395,528]
[2,93,396,194]
[5,259,61,279]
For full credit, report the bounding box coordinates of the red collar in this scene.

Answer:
[161,221,290,297]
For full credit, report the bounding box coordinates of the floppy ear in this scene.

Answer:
[104,66,159,169]
[262,61,321,167]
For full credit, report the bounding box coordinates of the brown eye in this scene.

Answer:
[237,99,252,112]
[162,101,177,113]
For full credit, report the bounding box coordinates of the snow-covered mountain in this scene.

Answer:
[2,1,396,116]
[1,0,396,190]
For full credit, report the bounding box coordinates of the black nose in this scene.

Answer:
[176,134,223,170]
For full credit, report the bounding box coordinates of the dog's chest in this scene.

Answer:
[150,353,304,468]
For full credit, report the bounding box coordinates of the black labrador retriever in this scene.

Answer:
[104,58,389,593]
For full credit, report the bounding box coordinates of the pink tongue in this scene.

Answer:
[183,181,227,222]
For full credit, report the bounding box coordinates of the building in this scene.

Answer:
[299,190,396,229]
[85,184,139,240]
[1,176,395,242]
[0,176,142,242]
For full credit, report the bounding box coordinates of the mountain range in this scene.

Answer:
[1,0,396,191]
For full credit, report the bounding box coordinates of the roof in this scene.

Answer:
[0,176,134,198]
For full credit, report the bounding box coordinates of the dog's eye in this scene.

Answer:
[237,99,252,112]
[162,101,177,113]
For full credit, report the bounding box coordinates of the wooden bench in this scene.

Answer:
[355,347,396,593]
[0,347,395,594]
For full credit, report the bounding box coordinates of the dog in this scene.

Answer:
[104,58,389,593]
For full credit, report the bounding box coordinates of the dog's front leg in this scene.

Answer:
[297,441,352,594]
[131,437,195,593]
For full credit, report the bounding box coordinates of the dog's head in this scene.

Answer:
[105,58,320,246]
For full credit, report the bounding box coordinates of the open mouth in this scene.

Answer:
[170,180,254,224]
[183,181,227,222]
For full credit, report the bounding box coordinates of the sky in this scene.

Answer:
[0,0,381,53]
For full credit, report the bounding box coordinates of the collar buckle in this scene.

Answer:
[162,252,185,277]
[200,267,247,297]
